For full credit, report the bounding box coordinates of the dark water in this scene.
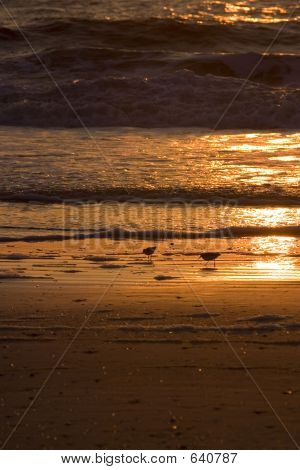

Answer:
[0,1,300,128]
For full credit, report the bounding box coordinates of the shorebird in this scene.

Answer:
[199,252,221,268]
[143,246,156,262]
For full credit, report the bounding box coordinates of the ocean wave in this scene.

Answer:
[1,16,300,129]
[0,225,299,242]
[5,49,300,87]
[203,225,300,237]
[177,52,300,87]
[1,71,300,128]
[11,18,300,53]
[0,189,299,205]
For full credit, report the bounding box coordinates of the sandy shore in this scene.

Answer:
[0,240,300,449]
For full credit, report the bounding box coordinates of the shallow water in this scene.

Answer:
[0,127,299,260]
[0,127,299,204]
[0,2,299,274]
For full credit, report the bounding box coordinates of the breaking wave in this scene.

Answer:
[0,225,299,242]
[4,18,300,52]
[0,16,300,129]
[1,72,300,128]
[6,48,300,87]
[0,190,298,206]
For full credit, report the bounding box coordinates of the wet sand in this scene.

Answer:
[0,241,300,449]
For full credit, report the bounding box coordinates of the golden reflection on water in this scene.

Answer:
[166,1,300,25]
[251,236,296,254]
[225,3,251,14]
[250,237,297,280]
[245,208,297,227]
[269,156,299,162]
[221,236,299,281]
[252,258,296,279]
[214,1,291,24]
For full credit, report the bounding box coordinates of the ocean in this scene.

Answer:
[0,0,299,258]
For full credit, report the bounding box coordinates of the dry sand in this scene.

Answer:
[0,240,300,449]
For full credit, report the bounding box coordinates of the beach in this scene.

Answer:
[0,127,299,451]
[0,239,300,449]
[0,0,300,452]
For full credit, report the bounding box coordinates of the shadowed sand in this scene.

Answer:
[0,240,300,449]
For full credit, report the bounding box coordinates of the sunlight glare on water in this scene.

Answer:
[0,128,299,204]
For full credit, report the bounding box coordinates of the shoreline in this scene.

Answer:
[0,241,300,449]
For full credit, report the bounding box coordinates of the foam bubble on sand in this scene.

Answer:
[0,253,31,260]
[239,314,291,323]
[0,336,54,342]
[154,275,179,281]
[116,323,285,333]
[84,255,119,262]
[0,325,75,331]
[100,263,127,269]
[189,313,221,318]
[0,271,38,279]
[0,253,56,260]
[107,339,183,344]
[62,269,82,273]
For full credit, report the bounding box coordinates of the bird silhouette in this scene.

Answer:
[199,252,221,268]
[143,246,156,262]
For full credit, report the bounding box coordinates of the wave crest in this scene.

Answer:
[18,18,300,52]
[1,72,300,128]
[0,225,299,242]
